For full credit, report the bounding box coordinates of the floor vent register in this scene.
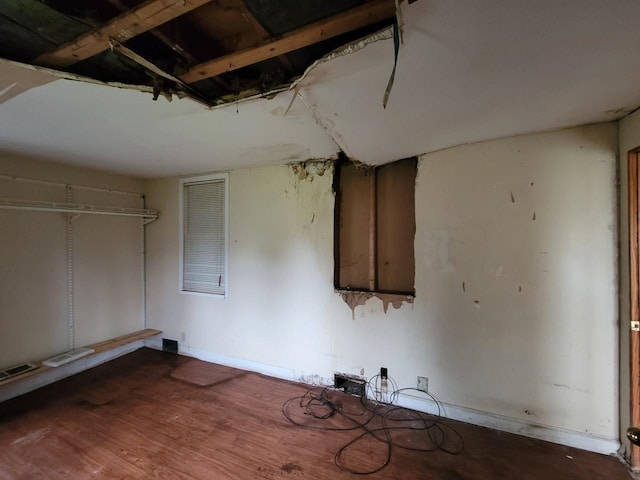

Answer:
[43,348,95,367]
[0,363,38,382]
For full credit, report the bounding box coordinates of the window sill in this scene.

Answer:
[179,290,226,298]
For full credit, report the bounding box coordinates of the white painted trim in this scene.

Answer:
[144,339,333,386]
[0,340,146,403]
[144,339,621,456]
[393,394,620,455]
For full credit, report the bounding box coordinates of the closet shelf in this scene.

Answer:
[0,197,158,223]
[0,329,162,388]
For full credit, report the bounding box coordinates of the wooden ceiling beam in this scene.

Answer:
[101,0,233,92]
[104,0,198,63]
[32,0,212,69]
[236,2,294,74]
[179,0,395,84]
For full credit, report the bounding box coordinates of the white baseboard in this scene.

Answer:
[393,394,620,455]
[145,339,621,456]
[0,340,145,403]
[144,339,334,386]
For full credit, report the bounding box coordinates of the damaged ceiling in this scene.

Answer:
[1,0,640,177]
[0,0,394,105]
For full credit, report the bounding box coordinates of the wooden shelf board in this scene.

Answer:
[0,329,162,388]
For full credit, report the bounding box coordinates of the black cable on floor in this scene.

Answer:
[281,377,464,475]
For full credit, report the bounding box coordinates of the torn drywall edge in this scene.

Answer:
[338,290,414,319]
[0,57,290,111]
[290,159,334,181]
[1,56,218,108]
[0,57,154,96]
[289,27,394,92]
[0,59,59,104]
[280,29,393,159]
[1,7,393,112]
[108,39,198,104]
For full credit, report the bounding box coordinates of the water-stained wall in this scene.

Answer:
[145,122,619,448]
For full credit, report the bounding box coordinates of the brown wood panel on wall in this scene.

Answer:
[376,158,416,294]
[335,158,417,295]
[337,162,372,290]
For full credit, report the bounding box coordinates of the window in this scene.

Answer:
[179,173,228,296]
[334,157,416,295]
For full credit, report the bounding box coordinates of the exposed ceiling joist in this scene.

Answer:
[236,2,294,74]
[32,0,212,69]
[179,0,396,84]
[108,40,211,106]
[2,0,397,105]
[104,0,197,63]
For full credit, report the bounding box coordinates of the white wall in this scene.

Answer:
[0,153,145,367]
[145,123,619,449]
[618,109,640,460]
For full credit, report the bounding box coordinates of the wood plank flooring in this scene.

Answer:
[0,348,632,479]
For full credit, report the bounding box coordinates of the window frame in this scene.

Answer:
[178,172,229,298]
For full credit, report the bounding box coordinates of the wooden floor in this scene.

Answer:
[0,349,632,479]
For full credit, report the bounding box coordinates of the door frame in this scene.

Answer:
[628,148,640,468]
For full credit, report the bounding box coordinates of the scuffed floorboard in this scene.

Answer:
[0,348,632,479]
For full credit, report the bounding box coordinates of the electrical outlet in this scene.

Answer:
[417,376,428,392]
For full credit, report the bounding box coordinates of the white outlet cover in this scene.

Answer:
[417,376,428,392]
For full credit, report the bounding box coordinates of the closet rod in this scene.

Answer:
[0,174,143,197]
[0,198,158,219]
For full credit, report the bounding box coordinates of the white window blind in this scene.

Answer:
[182,176,227,295]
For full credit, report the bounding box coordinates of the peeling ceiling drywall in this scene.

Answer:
[0,61,57,104]
[0,61,339,178]
[297,0,640,164]
[2,0,640,177]
[0,0,395,106]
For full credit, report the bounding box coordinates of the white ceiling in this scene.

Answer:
[2,0,640,178]
[298,0,640,164]
[0,65,339,178]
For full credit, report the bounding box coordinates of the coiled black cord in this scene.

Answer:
[281,378,464,475]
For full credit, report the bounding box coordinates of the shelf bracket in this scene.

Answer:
[66,213,81,223]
